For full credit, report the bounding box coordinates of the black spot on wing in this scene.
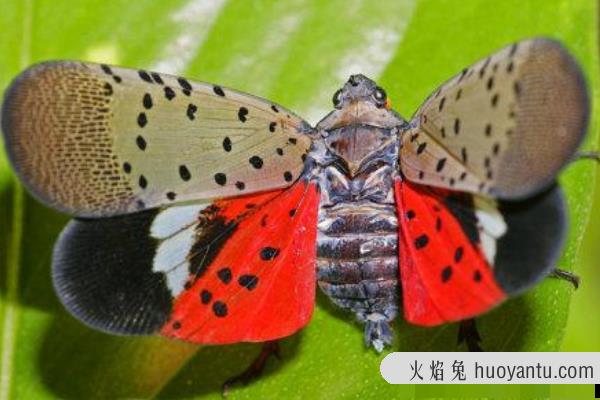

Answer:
[52,210,172,335]
[177,77,192,92]
[454,246,464,263]
[479,57,491,78]
[238,107,248,122]
[136,135,147,150]
[103,82,113,96]
[217,267,232,284]
[212,301,228,317]
[485,123,492,137]
[143,93,153,109]
[414,234,429,249]
[223,137,232,152]
[454,118,460,135]
[493,142,501,156]
[164,86,176,100]
[187,103,198,120]
[213,85,225,97]
[100,64,112,75]
[139,70,153,83]
[137,113,148,128]
[260,247,280,261]
[491,93,499,107]
[151,72,164,85]
[507,61,514,73]
[200,290,212,304]
[249,156,263,169]
[441,266,453,282]
[214,172,227,186]
[436,158,446,172]
[179,165,191,181]
[238,275,259,290]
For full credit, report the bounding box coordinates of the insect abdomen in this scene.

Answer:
[316,202,399,345]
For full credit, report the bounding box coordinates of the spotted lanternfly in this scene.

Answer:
[1,38,590,357]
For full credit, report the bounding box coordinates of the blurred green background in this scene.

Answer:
[0,0,598,399]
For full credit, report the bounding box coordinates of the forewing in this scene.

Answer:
[400,38,588,199]
[2,61,313,217]
[395,179,566,325]
[53,180,319,343]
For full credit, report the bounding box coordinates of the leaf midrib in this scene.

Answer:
[0,0,31,398]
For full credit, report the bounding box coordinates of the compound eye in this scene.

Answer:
[332,89,343,109]
[373,86,387,106]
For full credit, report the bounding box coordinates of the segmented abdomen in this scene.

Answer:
[316,201,399,322]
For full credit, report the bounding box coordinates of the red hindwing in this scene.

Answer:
[395,179,506,326]
[161,181,319,344]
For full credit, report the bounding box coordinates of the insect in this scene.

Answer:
[1,37,590,374]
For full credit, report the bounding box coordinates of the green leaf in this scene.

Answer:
[0,0,597,399]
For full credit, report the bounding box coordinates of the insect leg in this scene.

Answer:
[222,340,281,396]
[549,268,580,289]
[457,318,483,352]
[570,151,600,164]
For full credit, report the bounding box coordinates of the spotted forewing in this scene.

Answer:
[2,61,313,217]
[400,38,588,199]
